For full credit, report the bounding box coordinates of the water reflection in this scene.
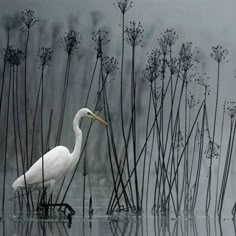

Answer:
[1,213,236,236]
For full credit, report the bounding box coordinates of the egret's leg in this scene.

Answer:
[41,202,75,215]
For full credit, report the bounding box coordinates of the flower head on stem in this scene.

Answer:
[225,100,236,118]
[143,49,161,83]
[204,139,220,159]
[5,45,24,66]
[37,47,53,67]
[113,0,133,14]
[125,21,144,47]
[167,57,179,75]
[163,28,179,47]
[195,74,210,96]
[103,56,118,75]
[175,129,184,149]
[61,30,82,55]
[21,9,38,30]
[158,28,179,56]
[92,29,110,58]
[210,45,228,63]
[187,93,199,109]
[180,42,194,72]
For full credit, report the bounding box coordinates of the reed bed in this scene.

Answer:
[0,1,235,219]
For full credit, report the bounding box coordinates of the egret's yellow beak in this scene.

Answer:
[88,112,108,126]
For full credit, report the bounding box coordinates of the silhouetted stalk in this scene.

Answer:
[119,13,134,211]
[165,101,204,206]
[140,87,152,208]
[30,75,42,165]
[175,117,181,212]
[0,29,10,118]
[217,115,236,217]
[101,68,132,212]
[15,64,30,210]
[207,43,229,213]
[83,57,98,108]
[130,44,140,211]
[112,74,172,211]
[191,104,206,212]
[183,81,189,213]
[12,65,22,210]
[55,54,71,145]
[40,67,45,202]
[106,130,122,213]
[188,123,199,196]
[105,96,133,212]
[82,149,87,217]
[15,65,24,161]
[149,80,177,212]
[145,126,155,211]
[214,103,225,217]
[24,29,30,169]
[2,64,12,211]
[45,109,53,152]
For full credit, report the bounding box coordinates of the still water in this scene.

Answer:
[1,212,236,236]
[1,173,236,235]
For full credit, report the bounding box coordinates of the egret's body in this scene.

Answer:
[12,108,107,199]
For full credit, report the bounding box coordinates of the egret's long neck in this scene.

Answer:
[70,111,83,166]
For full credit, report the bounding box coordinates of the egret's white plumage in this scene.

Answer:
[12,108,107,196]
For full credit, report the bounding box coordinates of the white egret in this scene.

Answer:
[12,108,108,214]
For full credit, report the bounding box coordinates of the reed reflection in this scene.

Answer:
[107,215,236,236]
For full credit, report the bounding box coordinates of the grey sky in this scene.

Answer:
[1,0,236,107]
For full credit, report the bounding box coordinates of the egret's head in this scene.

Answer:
[80,108,108,126]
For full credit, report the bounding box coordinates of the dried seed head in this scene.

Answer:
[143,49,161,83]
[38,47,53,67]
[210,45,228,63]
[61,30,82,55]
[175,130,184,149]
[167,57,179,75]
[225,101,236,117]
[102,56,118,75]
[187,93,199,109]
[125,21,144,47]
[114,0,133,14]
[163,28,179,47]
[195,75,210,96]
[5,45,24,66]
[21,9,38,30]
[92,30,110,58]
[180,42,193,72]
[204,140,220,159]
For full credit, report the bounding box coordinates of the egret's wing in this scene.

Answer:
[24,146,70,185]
